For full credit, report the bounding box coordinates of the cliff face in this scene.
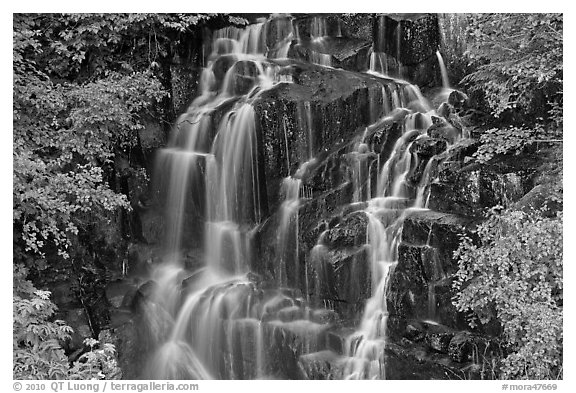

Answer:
[44,14,546,380]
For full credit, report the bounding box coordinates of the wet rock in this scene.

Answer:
[211,54,238,89]
[436,102,453,118]
[383,342,451,379]
[298,183,354,246]
[448,332,497,364]
[298,350,342,379]
[428,153,537,217]
[405,323,426,342]
[263,319,329,378]
[426,332,454,354]
[307,247,371,322]
[448,89,469,110]
[129,280,158,313]
[402,210,477,250]
[324,211,368,248]
[139,209,165,245]
[277,305,305,322]
[513,184,563,217]
[310,308,339,324]
[293,14,344,40]
[389,205,477,330]
[387,244,430,325]
[429,278,468,329]
[410,136,447,158]
[340,14,373,41]
[373,14,440,65]
[427,116,460,144]
[261,295,296,321]
[302,144,352,196]
[111,319,151,379]
[253,62,396,210]
[226,318,262,379]
[227,60,259,95]
[326,327,355,354]
[288,37,372,72]
[372,14,441,86]
[435,103,466,139]
[263,15,294,49]
[368,119,404,162]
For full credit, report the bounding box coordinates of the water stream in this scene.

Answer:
[143,14,461,380]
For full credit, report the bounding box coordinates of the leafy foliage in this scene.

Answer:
[13,264,121,380]
[13,264,71,379]
[13,12,248,263]
[14,13,249,380]
[13,14,169,260]
[462,14,562,124]
[68,338,122,380]
[471,125,558,164]
[452,208,563,379]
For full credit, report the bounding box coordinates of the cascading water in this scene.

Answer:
[147,19,289,380]
[339,100,435,379]
[436,50,450,89]
[275,176,302,287]
[143,14,463,380]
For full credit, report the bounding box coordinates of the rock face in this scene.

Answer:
[288,37,372,72]
[427,142,538,217]
[388,210,479,333]
[372,14,441,87]
[37,14,554,381]
[253,61,401,212]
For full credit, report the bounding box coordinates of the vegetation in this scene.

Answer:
[13,264,121,379]
[462,13,562,123]
[453,13,563,380]
[13,13,246,380]
[13,13,563,381]
[460,13,562,163]
[453,208,563,379]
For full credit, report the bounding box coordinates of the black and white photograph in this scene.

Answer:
[10,4,566,389]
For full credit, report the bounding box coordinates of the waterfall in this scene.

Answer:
[146,18,292,379]
[143,14,460,380]
[341,118,430,380]
[436,50,450,89]
[275,176,302,287]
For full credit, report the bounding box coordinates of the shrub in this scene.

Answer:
[13,264,122,380]
[462,13,562,124]
[452,208,563,379]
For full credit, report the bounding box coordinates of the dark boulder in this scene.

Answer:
[253,62,397,211]
[306,246,371,322]
[513,184,563,217]
[448,89,469,110]
[427,116,460,144]
[298,350,341,380]
[372,14,441,86]
[288,37,372,72]
[410,136,447,158]
[428,153,538,217]
[402,210,477,250]
[292,14,344,40]
[448,332,500,364]
[211,54,238,90]
[324,211,368,249]
[373,14,440,66]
